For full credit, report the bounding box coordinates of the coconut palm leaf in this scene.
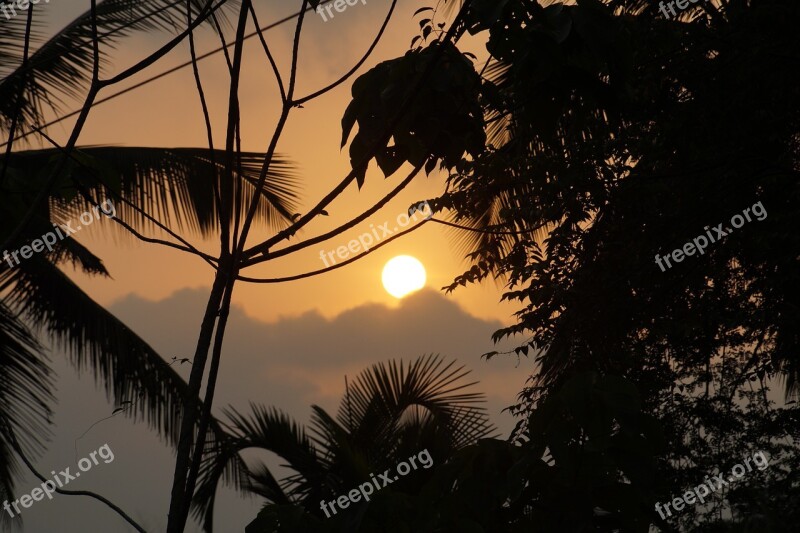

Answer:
[0,251,232,443]
[0,0,240,132]
[193,355,496,532]
[335,354,495,452]
[0,254,238,517]
[8,146,301,237]
[0,302,53,528]
[191,405,326,531]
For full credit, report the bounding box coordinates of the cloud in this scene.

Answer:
[19,287,531,532]
[109,287,531,435]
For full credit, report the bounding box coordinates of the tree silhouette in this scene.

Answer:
[196,354,495,532]
[346,0,800,530]
[3,0,486,531]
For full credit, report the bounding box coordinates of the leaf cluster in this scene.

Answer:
[341,42,485,188]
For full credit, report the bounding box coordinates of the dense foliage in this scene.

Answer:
[330,0,800,531]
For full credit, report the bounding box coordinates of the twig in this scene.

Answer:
[237,220,429,283]
[248,3,287,104]
[293,0,399,106]
[0,414,146,533]
[243,162,424,267]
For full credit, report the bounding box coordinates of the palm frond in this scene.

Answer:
[0,254,227,455]
[339,354,493,441]
[192,405,325,532]
[8,147,301,236]
[0,302,53,526]
[195,356,495,531]
[0,0,240,132]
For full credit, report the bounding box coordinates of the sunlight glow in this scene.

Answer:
[382,256,426,298]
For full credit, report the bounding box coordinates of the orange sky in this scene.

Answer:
[32,0,518,325]
[10,3,534,531]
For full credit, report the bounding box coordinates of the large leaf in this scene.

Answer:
[192,405,325,532]
[0,255,229,461]
[7,146,301,237]
[0,302,53,526]
[341,42,485,188]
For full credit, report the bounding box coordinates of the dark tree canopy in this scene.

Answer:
[330,1,800,531]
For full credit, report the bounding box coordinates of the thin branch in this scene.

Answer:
[286,0,308,103]
[74,405,132,463]
[99,0,226,88]
[238,220,429,283]
[248,2,286,104]
[187,0,227,259]
[83,187,220,267]
[429,217,543,235]
[243,162,424,267]
[187,0,218,159]
[219,0,253,256]
[293,0,399,106]
[89,0,101,82]
[0,415,146,533]
[1,3,327,149]
[210,11,234,72]
[243,1,475,259]
[232,1,308,263]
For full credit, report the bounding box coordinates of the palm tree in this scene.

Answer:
[0,0,299,522]
[191,354,497,532]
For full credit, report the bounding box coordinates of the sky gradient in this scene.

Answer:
[8,1,533,531]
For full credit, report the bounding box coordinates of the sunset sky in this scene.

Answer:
[10,1,534,531]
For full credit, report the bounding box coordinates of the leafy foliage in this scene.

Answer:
[196,355,496,533]
[340,1,800,531]
[244,372,665,533]
[7,147,300,236]
[430,0,800,398]
[341,42,485,187]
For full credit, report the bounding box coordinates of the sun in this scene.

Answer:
[382,256,426,298]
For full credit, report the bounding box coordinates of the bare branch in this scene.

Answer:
[242,2,476,259]
[244,162,424,267]
[248,2,287,104]
[99,0,226,88]
[294,0,399,106]
[238,220,429,284]
[0,415,146,533]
